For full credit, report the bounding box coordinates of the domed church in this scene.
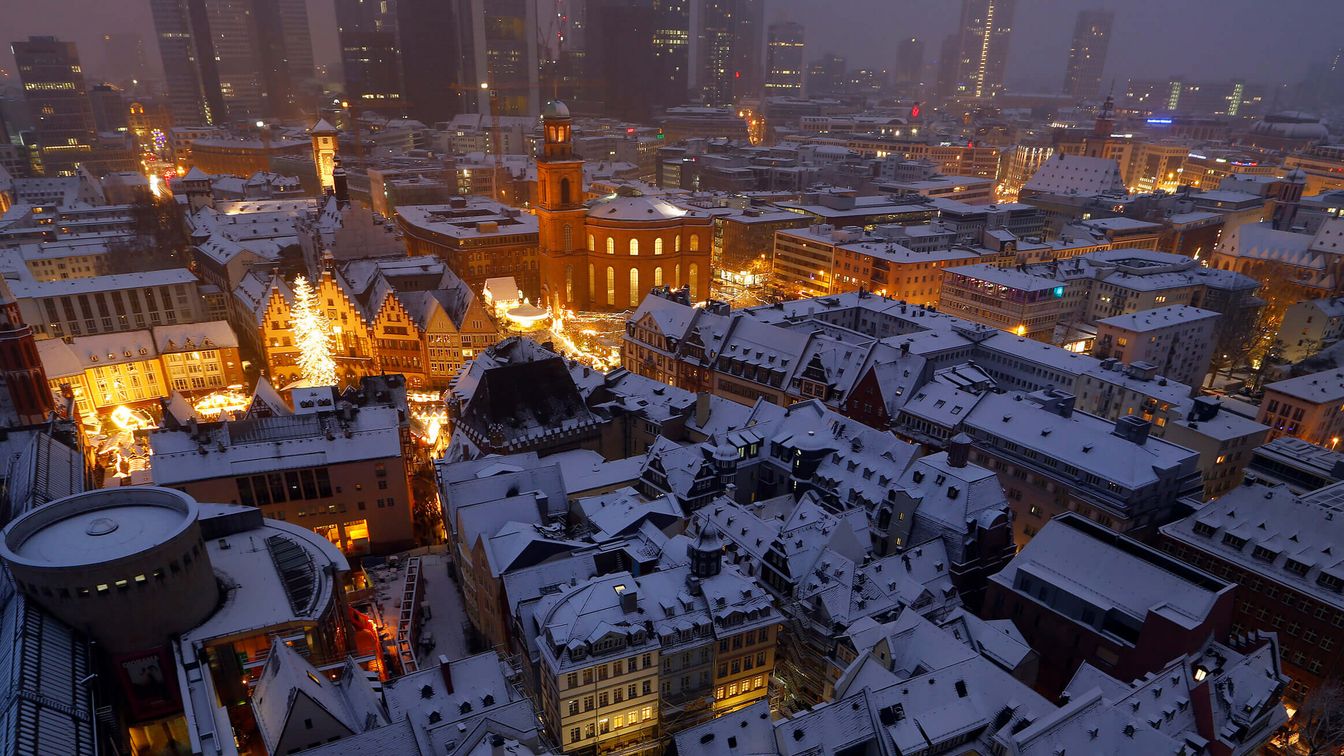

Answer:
[536,101,713,313]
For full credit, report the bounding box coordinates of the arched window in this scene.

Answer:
[689,264,699,297]
[606,267,615,305]
[587,233,595,252]
[588,263,595,302]
[689,234,700,252]
[560,177,571,205]
[675,264,681,287]
[629,238,639,256]
[562,224,573,251]
[606,237,615,255]
[630,268,640,306]
[565,265,574,303]
[675,235,682,252]
[654,267,663,287]
[654,238,663,255]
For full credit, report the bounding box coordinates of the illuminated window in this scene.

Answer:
[565,265,574,303]
[588,233,595,251]
[606,237,615,255]
[654,238,663,255]
[675,235,682,252]
[563,224,573,250]
[654,267,663,287]
[689,264,699,297]
[630,238,639,256]
[630,268,640,306]
[690,235,700,252]
[675,264,681,287]
[607,267,615,305]
[589,264,595,300]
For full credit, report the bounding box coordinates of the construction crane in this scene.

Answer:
[483,81,505,203]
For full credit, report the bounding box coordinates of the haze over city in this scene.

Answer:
[3,0,1344,91]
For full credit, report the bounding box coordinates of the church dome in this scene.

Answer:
[588,195,689,222]
[542,100,571,119]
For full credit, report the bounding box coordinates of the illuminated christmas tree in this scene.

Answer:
[291,275,337,387]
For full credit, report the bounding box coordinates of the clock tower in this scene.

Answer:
[535,101,589,311]
[310,118,338,193]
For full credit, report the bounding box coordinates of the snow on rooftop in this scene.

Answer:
[995,516,1225,629]
[1095,304,1219,333]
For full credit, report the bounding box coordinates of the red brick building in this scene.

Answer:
[1160,481,1344,703]
[983,513,1236,695]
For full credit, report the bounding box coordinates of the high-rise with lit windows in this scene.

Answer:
[765,21,805,97]
[11,36,96,177]
[691,0,764,106]
[336,0,404,114]
[458,0,540,117]
[949,0,1015,99]
[148,0,315,124]
[1063,9,1113,99]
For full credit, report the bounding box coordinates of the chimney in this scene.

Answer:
[695,392,712,427]
[333,160,349,206]
[617,584,638,613]
[439,654,454,694]
[1112,414,1152,446]
[948,433,972,468]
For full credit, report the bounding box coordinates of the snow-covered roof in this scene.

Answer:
[251,640,384,754]
[149,405,403,484]
[152,321,239,352]
[1262,367,1344,405]
[994,515,1227,631]
[10,268,197,299]
[180,503,348,647]
[1095,304,1219,333]
[964,392,1196,491]
[1023,154,1125,196]
[587,195,695,222]
[0,487,196,569]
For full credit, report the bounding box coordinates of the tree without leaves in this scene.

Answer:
[1292,680,1344,756]
[105,194,189,274]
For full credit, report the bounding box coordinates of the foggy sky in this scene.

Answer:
[1,0,1341,95]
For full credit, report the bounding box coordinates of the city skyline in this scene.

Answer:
[1,0,1343,95]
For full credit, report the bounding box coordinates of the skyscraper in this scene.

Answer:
[459,0,540,117]
[99,32,148,86]
[396,0,463,125]
[254,0,316,116]
[807,53,846,97]
[765,21,805,97]
[335,0,404,113]
[149,0,223,125]
[1063,9,1113,99]
[650,0,693,107]
[893,36,924,91]
[690,0,764,106]
[11,36,97,176]
[148,0,315,124]
[89,84,128,133]
[585,0,657,120]
[949,0,1015,99]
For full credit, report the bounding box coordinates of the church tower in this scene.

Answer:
[311,118,338,193]
[535,101,589,311]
